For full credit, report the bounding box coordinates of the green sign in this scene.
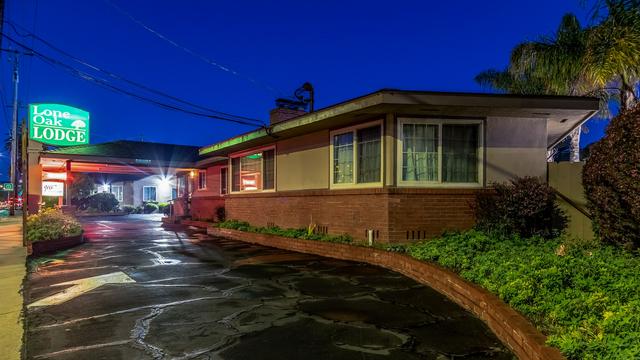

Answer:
[1,183,14,191]
[29,104,90,146]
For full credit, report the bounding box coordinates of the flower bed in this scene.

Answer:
[27,209,84,255]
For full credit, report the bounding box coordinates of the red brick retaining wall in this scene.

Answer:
[190,196,224,221]
[208,227,564,360]
[225,188,480,243]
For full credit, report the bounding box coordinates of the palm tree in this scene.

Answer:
[477,5,640,161]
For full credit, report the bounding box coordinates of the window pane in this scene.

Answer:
[240,153,262,191]
[220,168,228,195]
[357,126,381,183]
[333,132,354,184]
[442,124,478,183]
[198,171,206,189]
[263,149,275,190]
[402,124,438,181]
[143,187,157,202]
[232,158,240,192]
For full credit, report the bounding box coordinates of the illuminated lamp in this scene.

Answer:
[190,170,196,178]
[158,176,172,190]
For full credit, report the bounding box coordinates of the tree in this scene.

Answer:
[68,173,94,205]
[477,4,640,161]
[583,104,640,249]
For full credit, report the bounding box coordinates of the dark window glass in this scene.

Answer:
[231,158,240,192]
[198,171,206,189]
[263,149,275,190]
[220,167,228,195]
[442,124,478,183]
[357,126,381,183]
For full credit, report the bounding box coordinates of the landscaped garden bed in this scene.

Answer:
[27,208,84,256]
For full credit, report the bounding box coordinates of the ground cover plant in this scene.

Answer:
[26,208,82,242]
[217,220,352,244]
[406,231,640,360]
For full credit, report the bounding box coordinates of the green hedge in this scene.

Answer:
[26,208,82,243]
[406,231,640,360]
[217,220,352,244]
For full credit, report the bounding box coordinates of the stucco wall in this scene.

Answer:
[485,116,547,184]
[548,162,594,240]
[126,175,176,207]
[275,130,329,191]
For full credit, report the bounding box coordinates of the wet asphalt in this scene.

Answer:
[24,215,513,360]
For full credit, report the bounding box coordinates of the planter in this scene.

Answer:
[31,233,84,256]
[208,227,563,360]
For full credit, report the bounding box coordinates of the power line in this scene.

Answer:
[5,20,266,126]
[103,0,282,96]
[1,33,266,128]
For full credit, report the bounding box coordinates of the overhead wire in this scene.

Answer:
[5,20,266,126]
[102,0,283,97]
[1,34,266,128]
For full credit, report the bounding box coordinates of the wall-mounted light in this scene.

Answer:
[190,170,196,178]
[158,175,172,190]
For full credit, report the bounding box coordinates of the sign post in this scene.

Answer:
[28,104,90,146]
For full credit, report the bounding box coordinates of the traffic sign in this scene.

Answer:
[1,183,14,191]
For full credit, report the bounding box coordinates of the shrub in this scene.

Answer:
[26,208,82,242]
[474,177,567,239]
[143,202,159,214]
[217,220,352,243]
[215,206,226,222]
[406,231,640,359]
[583,106,640,250]
[157,202,170,215]
[79,192,119,212]
[121,205,136,214]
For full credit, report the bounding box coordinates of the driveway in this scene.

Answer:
[24,215,512,359]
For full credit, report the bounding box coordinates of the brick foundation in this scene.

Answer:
[190,196,224,221]
[208,227,564,360]
[224,188,481,243]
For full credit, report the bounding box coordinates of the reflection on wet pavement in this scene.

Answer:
[25,214,513,359]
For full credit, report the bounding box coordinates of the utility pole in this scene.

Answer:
[9,53,18,216]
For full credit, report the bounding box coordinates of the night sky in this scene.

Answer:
[0,0,608,179]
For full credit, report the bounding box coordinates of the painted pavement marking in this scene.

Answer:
[28,271,135,308]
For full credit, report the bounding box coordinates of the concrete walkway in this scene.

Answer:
[0,216,26,360]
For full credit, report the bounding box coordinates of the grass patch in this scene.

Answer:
[217,220,353,244]
[406,230,640,360]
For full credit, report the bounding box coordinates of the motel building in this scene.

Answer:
[174,90,599,243]
[27,140,200,213]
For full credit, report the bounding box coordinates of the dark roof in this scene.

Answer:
[44,140,200,165]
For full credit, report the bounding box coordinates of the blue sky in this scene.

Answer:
[0,0,608,179]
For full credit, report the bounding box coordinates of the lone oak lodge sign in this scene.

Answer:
[29,104,90,146]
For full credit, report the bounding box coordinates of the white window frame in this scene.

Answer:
[396,118,484,188]
[229,145,276,194]
[220,166,228,195]
[198,170,207,190]
[110,184,124,202]
[142,186,157,202]
[329,120,384,189]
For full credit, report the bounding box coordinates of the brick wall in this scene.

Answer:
[225,188,480,243]
[190,196,225,221]
[208,227,564,360]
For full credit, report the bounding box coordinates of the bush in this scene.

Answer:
[475,177,567,239]
[157,202,170,215]
[143,202,159,214]
[121,205,136,214]
[406,231,640,359]
[217,220,352,244]
[26,208,82,242]
[215,206,226,222]
[583,106,640,250]
[79,192,119,212]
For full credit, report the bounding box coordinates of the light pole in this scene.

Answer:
[9,52,18,216]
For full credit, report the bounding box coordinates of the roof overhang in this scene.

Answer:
[199,90,600,157]
[40,152,197,170]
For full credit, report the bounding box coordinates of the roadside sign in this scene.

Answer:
[42,181,64,197]
[29,104,90,146]
[1,183,14,191]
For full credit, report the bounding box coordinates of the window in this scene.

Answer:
[143,186,157,202]
[220,167,228,195]
[330,122,382,187]
[398,119,482,186]
[177,176,186,197]
[230,147,276,192]
[110,185,123,202]
[198,171,207,190]
[172,187,177,200]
